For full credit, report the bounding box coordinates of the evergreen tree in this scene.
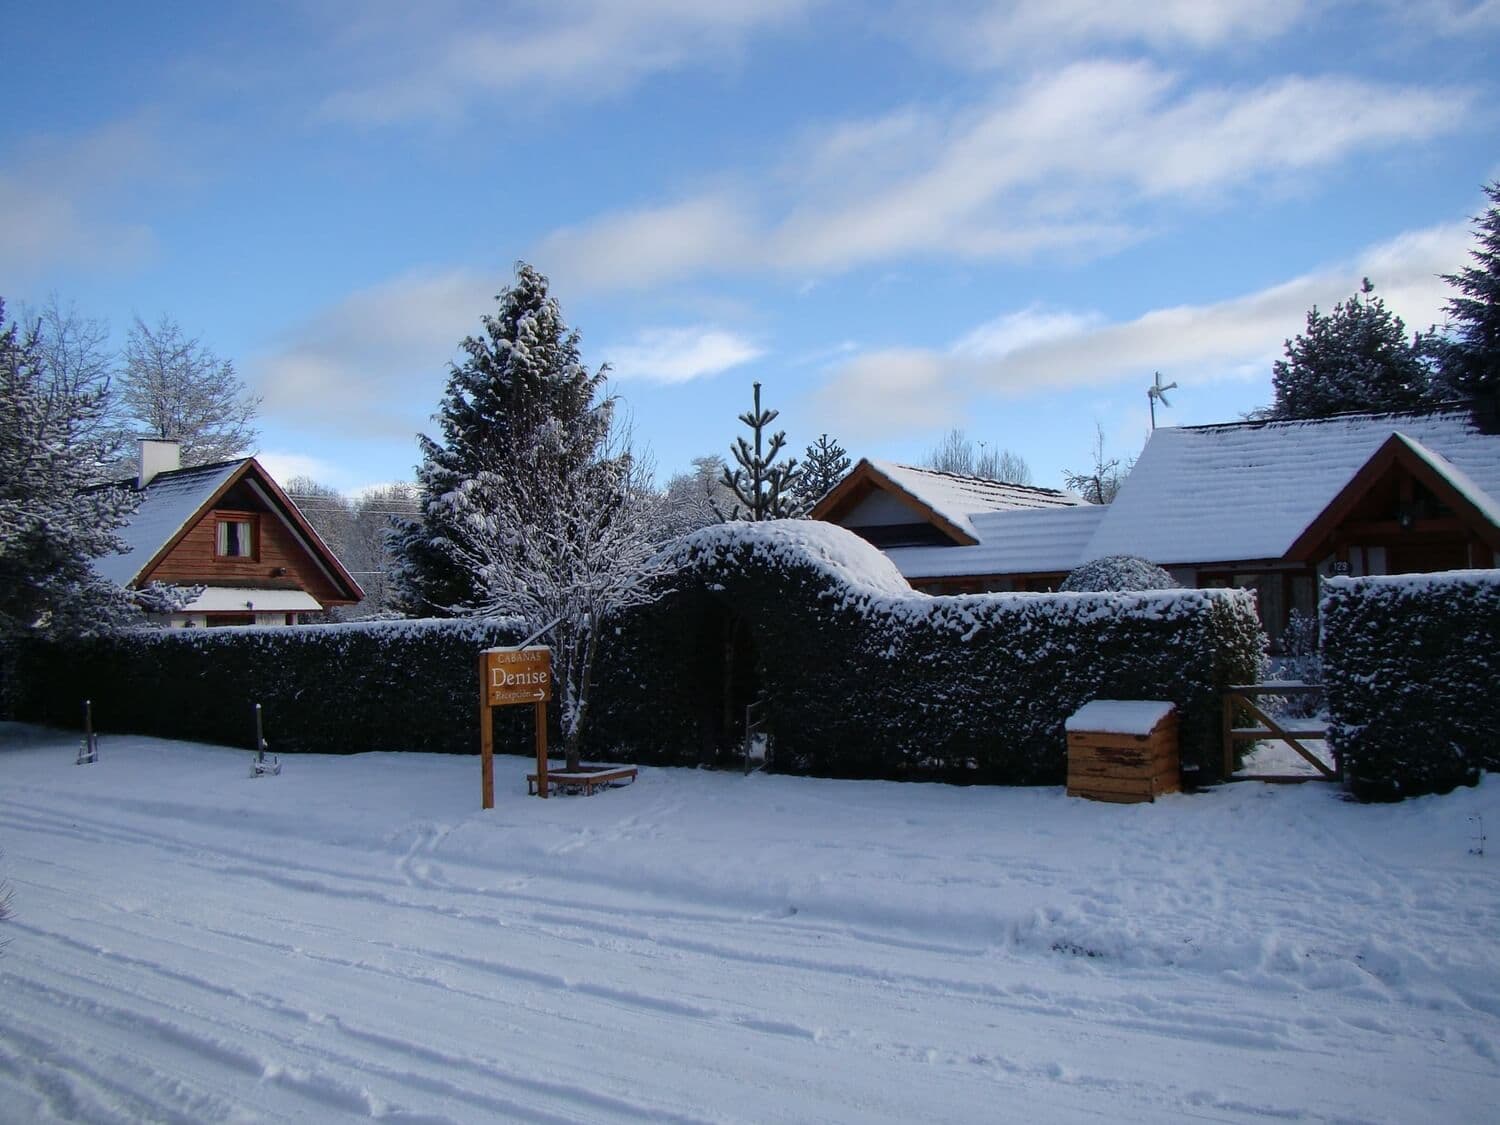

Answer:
[1436,181,1500,400]
[391,264,611,614]
[795,433,852,510]
[1267,279,1433,419]
[715,382,802,520]
[0,300,148,641]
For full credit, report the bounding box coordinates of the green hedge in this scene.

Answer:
[1322,570,1500,801]
[582,522,1264,784]
[13,617,528,755]
[14,522,1265,783]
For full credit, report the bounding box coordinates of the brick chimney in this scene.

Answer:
[138,439,181,489]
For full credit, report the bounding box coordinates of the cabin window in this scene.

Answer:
[215,514,256,559]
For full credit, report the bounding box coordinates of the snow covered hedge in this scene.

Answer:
[1322,570,1500,801]
[13,617,528,755]
[583,522,1263,784]
[14,522,1264,784]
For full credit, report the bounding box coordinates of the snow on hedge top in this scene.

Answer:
[128,614,525,648]
[92,460,245,585]
[1065,699,1175,734]
[1086,405,1500,566]
[676,519,914,596]
[869,460,1085,537]
[1323,568,1500,595]
[672,519,1260,639]
[885,505,1105,579]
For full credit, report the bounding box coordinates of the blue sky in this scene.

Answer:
[4,1,1499,494]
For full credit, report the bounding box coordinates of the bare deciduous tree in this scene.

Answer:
[284,478,420,618]
[658,454,735,539]
[1063,423,1131,505]
[118,315,260,466]
[924,427,1032,485]
[451,418,670,770]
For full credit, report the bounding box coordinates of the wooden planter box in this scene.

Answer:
[1066,700,1179,804]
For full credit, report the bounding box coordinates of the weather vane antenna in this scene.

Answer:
[1147,371,1178,429]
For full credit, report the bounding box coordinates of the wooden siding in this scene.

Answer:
[144,504,351,606]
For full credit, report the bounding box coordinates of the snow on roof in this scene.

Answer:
[1084,405,1500,566]
[92,460,245,586]
[1065,699,1176,734]
[868,460,1084,538]
[884,505,1106,579]
[1393,433,1500,529]
[180,587,323,613]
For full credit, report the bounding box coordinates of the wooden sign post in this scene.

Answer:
[479,646,552,808]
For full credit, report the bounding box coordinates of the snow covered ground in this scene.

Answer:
[2,723,1498,1123]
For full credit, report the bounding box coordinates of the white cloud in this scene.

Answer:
[952,305,1104,359]
[920,0,1307,65]
[250,268,493,437]
[0,119,160,280]
[603,327,762,384]
[1383,0,1500,34]
[809,348,967,439]
[815,220,1472,438]
[318,0,819,125]
[540,62,1469,289]
[537,195,758,293]
[255,450,350,490]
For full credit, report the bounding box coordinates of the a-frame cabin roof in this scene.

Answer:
[810,458,1085,546]
[1084,403,1500,567]
[91,457,364,602]
[1284,432,1500,561]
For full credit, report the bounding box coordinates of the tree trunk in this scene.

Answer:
[564,612,599,772]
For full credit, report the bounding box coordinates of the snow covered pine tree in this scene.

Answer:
[392,263,611,615]
[1436,181,1500,400]
[0,299,171,644]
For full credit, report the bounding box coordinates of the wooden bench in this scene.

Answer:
[527,765,638,796]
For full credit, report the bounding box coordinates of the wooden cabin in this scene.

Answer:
[808,459,1091,594]
[814,402,1500,650]
[93,440,363,627]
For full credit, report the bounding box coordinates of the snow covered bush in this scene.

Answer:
[1058,555,1176,593]
[1263,609,1324,720]
[16,523,1264,785]
[15,617,528,756]
[1322,571,1500,801]
[585,522,1262,783]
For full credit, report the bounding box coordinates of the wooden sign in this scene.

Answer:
[484,647,552,706]
[479,645,552,808]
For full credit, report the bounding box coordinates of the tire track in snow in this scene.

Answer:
[8,912,735,1123]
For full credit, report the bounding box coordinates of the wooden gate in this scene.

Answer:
[1222,682,1337,782]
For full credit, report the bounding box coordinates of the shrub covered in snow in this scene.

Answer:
[1058,555,1177,593]
[584,522,1262,783]
[16,522,1265,784]
[1322,570,1500,801]
[15,617,528,756]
